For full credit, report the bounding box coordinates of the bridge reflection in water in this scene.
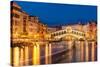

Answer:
[11,40,97,66]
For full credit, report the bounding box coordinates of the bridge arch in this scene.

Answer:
[49,27,85,41]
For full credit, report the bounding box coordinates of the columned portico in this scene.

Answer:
[19,47,24,66]
[24,46,29,65]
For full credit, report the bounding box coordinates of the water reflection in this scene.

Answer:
[11,40,97,66]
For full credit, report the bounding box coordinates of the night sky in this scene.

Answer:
[14,1,97,26]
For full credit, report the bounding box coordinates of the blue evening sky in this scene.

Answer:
[14,1,97,26]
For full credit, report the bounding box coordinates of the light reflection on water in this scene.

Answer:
[11,40,97,66]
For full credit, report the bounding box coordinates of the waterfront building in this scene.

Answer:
[86,21,97,40]
[27,16,40,39]
[62,22,83,32]
[11,2,23,38]
[61,21,97,40]
[11,2,48,40]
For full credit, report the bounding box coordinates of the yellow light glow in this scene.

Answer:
[13,47,19,66]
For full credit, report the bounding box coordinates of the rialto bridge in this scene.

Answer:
[11,27,97,66]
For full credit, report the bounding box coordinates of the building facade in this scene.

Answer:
[61,21,97,40]
[11,2,23,38]
[11,2,48,40]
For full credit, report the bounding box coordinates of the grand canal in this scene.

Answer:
[11,40,97,66]
[11,1,97,66]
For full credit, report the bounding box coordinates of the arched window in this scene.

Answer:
[59,32,61,35]
[77,32,79,35]
[74,31,76,34]
[64,31,66,34]
[56,33,59,36]
[61,31,64,34]
[53,33,55,36]
[72,31,74,33]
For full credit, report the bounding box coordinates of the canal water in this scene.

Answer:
[11,40,97,66]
